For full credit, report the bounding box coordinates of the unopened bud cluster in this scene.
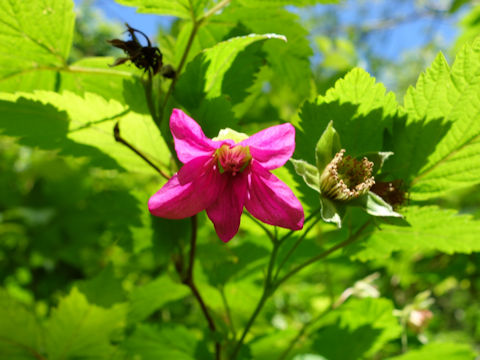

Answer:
[320,149,375,201]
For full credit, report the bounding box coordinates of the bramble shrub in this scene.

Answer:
[1,1,480,359]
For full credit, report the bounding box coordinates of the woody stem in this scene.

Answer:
[181,215,221,360]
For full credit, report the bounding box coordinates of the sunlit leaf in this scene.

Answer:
[123,324,199,360]
[0,0,74,83]
[387,342,476,360]
[386,40,480,200]
[312,298,402,360]
[114,0,208,19]
[128,275,190,323]
[351,205,480,260]
[45,288,126,360]
[0,289,43,360]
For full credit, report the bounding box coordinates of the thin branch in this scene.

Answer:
[244,211,275,242]
[143,70,161,126]
[198,0,232,24]
[184,215,198,283]
[113,122,170,180]
[278,208,321,244]
[278,305,332,360]
[274,221,372,289]
[230,239,280,359]
[220,286,237,339]
[274,216,321,281]
[0,337,47,360]
[159,21,199,119]
[181,215,221,360]
[158,0,232,121]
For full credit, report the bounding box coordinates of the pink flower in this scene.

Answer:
[148,109,305,242]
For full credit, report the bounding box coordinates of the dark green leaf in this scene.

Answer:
[315,120,341,172]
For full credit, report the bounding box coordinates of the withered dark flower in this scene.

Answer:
[371,180,406,208]
[320,149,375,201]
[108,23,174,78]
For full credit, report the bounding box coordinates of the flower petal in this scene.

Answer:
[246,161,304,230]
[206,172,248,242]
[149,156,225,219]
[170,109,219,164]
[239,123,295,170]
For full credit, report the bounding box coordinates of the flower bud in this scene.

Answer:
[320,149,375,201]
[408,309,433,333]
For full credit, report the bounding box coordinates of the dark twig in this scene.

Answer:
[181,215,221,360]
[113,122,170,180]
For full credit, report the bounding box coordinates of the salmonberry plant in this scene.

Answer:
[1,0,480,359]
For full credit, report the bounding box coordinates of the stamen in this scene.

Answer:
[320,149,375,201]
[215,144,252,175]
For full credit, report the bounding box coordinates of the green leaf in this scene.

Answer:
[238,0,338,5]
[351,192,402,218]
[0,289,43,360]
[176,6,313,104]
[175,33,285,108]
[320,197,344,227]
[363,151,394,176]
[197,242,269,286]
[0,0,74,82]
[76,264,125,308]
[123,324,199,360]
[290,159,320,192]
[0,71,57,93]
[386,41,480,200]
[248,329,298,360]
[292,356,328,360]
[0,91,169,175]
[449,0,470,13]
[315,120,341,172]
[387,342,477,360]
[312,298,402,360]
[225,7,313,101]
[350,205,480,261]
[128,275,190,323]
[189,96,238,138]
[296,68,399,164]
[45,287,126,360]
[114,0,208,19]
[60,57,148,114]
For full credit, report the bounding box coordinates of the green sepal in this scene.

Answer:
[315,120,342,172]
[320,196,346,228]
[350,191,403,218]
[360,151,394,176]
[290,158,320,192]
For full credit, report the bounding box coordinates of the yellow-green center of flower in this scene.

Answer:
[216,144,252,176]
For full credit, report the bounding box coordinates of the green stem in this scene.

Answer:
[230,238,280,359]
[244,211,275,242]
[274,215,321,280]
[278,305,332,360]
[198,0,232,23]
[278,208,320,244]
[158,0,232,121]
[220,286,237,339]
[159,21,199,120]
[181,215,221,360]
[144,71,161,126]
[274,220,372,289]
